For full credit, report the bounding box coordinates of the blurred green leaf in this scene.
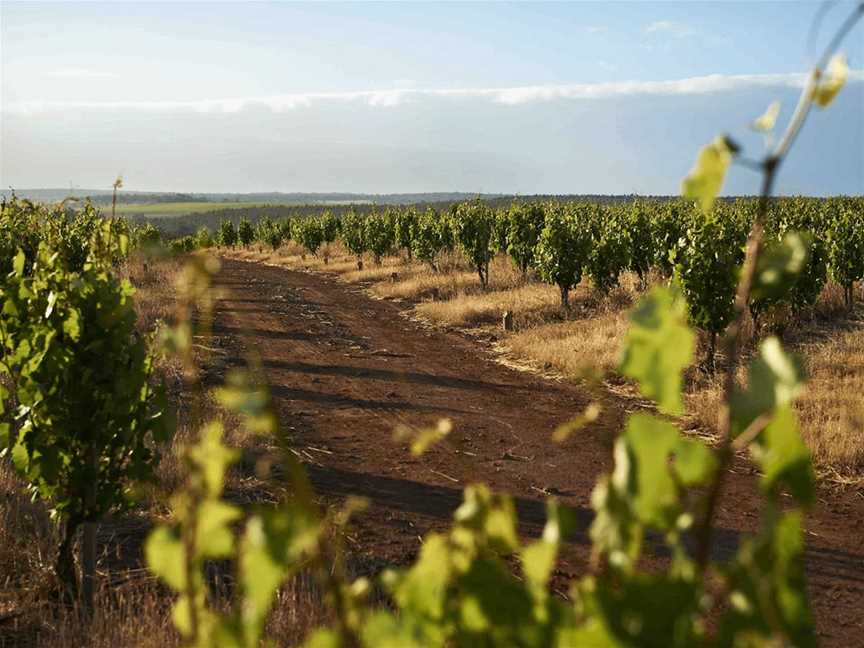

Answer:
[145,526,186,591]
[393,418,452,456]
[623,414,681,526]
[753,407,814,506]
[813,53,848,108]
[215,370,277,435]
[753,232,809,301]
[389,533,451,621]
[196,499,241,558]
[620,286,695,414]
[188,422,239,498]
[361,612,426,648]
[731,337,805,435]
[303,629,342,648]
[751,100,781,131]
[681,136,735,212]
[673,438,716,487]
[553,403,601,443]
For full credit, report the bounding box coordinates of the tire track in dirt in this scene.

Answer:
[212,257,863,645]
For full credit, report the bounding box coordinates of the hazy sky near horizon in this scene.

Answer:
[1,1,862,195]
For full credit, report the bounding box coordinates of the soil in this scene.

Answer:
[212,257,864,646]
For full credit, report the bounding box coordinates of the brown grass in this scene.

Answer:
[684,314,864,482]
[502,310,630,378]
[119,253,183,337]
[415,283,562,327]
[795,321,864,477]
[0,465,57,617]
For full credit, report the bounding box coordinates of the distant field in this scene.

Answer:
[114,201,271,218]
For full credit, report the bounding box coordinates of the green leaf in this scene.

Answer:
[719,509,816,647]
[753,407,814,506]
[215,370,277,435]
[619,286,695,414]
[681,136,735,212]
[454,485,519,554]
[750,101,781,132]
[389,533,451,621]
[758,338,805,406]
[188,422,239,498]
[813,53,848,108]
[145,525,187,591]
[521,541,556,591]
[63,309,81,339]
[673,438,716,487]
[731,337,805,434]
[521,501,570,595]
[239,516,285,631]
[239,506,320,637]
[588,573,702,646]
[770,511,815,640]
[393,419,452,456]
[752,232,809,300]
[12,249,25,275]
[623,414,681,526]
[484,503,520,554]
[361,612,426,648]
[172,595,194,637]
[303,628,342,648]
[196,499,241,558]
[11,441,29,473]
[458,557,535,635]
[552,403,601,443]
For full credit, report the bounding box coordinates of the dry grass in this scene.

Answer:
[685,314,864,481]
[502,310,630,378]
[416,282,563,327]
[120,253,183,337]
[796,322,864,476]
[2,565,336,648]
[0,465,57,618]
[371,254,525,302]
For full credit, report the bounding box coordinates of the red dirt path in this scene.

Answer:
[213,257,863,645]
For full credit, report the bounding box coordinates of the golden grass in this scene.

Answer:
[120,253,183,336]
[340,257,405,283]
[684,317,864,481]
[0,464,57,616]
[792,321,864,477]
[371,254,524,301]
[415,282,562,327]
[501,310,630,378]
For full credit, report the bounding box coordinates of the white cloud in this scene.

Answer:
[645,20,697,38]
[5,71,863,114]
[50,67,117,80]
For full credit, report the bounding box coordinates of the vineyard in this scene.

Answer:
[3,183,864,645]
[191,195,864,365]
[2,5,864,646]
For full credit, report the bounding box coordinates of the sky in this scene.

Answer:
[1,1,863,195]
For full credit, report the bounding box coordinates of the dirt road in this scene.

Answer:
[213,257,863,645]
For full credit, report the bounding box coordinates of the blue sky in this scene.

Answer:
[1,1,862,195]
